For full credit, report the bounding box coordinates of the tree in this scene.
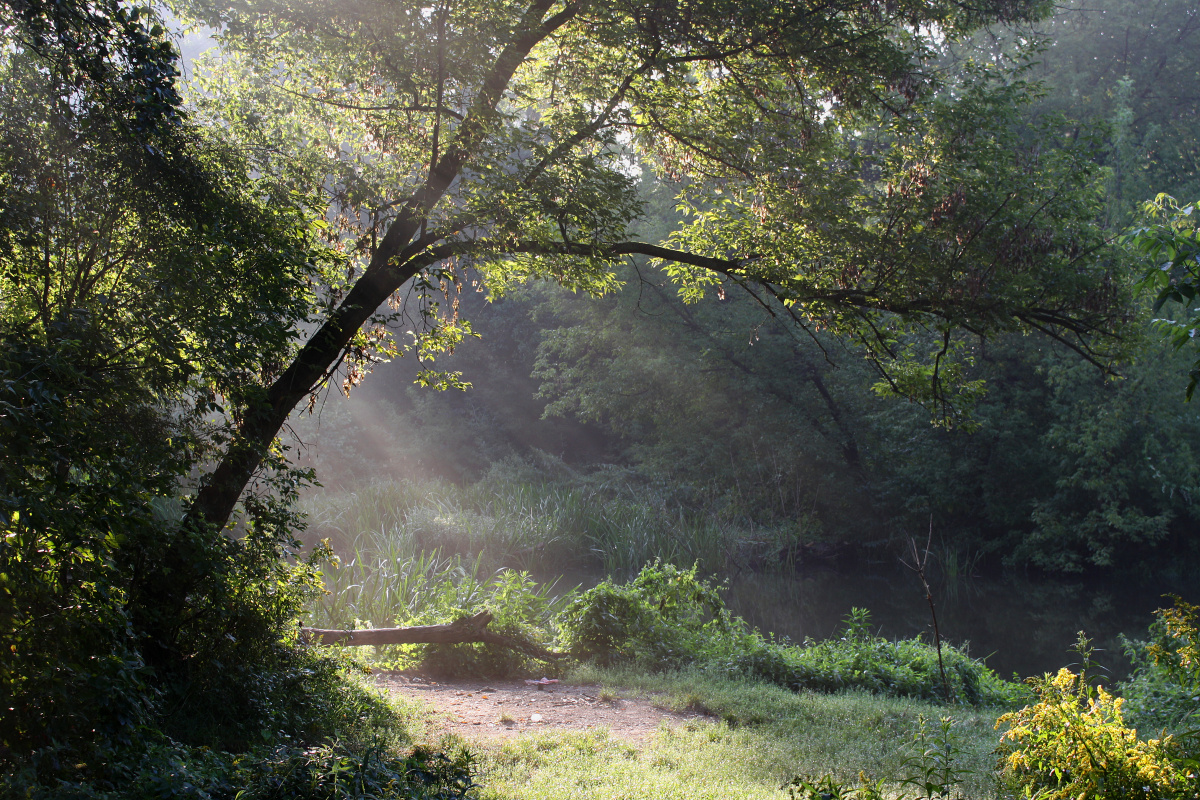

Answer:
[949,0,1200,226]
[1128,194,1200,397]
[0,0,332,754]
[176,0,1131,541]
[1032,0,1200,217]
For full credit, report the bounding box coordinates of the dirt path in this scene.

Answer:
[373,672,714,743]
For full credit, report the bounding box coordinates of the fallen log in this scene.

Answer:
[301,610,567,661]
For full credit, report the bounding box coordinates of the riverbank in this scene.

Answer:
[302,479,1200,682]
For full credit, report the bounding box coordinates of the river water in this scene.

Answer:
[720,563,1199,682]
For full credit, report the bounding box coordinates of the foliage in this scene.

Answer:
[560,561,731,667]
[1128,194,1200,398]
[724,609,1025,707]
[166,0,1137,543]
[1142,598,1200,691]
[786,773,887,800]
[788,716,975,800]
[949,0,1200,224]
[299,469,751,576]
[311,257,1200,576]
[1120,597,1200,732]
[0,0,183,135]
[1,644,480,798]
[0,0,359,776]
[397,566,569,679]
[996,637,1199,800]
[895,716,975,800]
[2,736,477,800]
[1031,0,1200,218]
[864,330,1200,573]
[558,564,1020,706]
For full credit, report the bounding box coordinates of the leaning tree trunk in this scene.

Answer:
[183,0,569,536]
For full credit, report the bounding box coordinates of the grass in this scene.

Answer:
[445,666,1011,800]
[300,474,755,578]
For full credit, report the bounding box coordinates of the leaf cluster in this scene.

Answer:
[1119,597,1200,733]
[0,0,348,771]
[1129,194,1200,397]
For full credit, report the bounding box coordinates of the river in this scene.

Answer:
[718,562,1199,682]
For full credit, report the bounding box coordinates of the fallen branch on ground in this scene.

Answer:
[301,610,568,661]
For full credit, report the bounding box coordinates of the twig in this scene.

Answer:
[902,520,951,703]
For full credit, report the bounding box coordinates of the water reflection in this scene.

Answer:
[722,565,1198,680]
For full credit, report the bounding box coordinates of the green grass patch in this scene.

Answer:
[473,667,1009,800]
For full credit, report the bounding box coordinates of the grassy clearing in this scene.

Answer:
[455,667,1009,800]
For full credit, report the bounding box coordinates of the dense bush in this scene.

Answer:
[2,736,476,800]
[560,562,1022,706]
[726,610,1027,707]
[997,667,1196,799]
[560,561,731,667]
[1,646,479,799]
[0,8,476,794]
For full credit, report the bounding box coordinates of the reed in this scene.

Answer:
[302,475,752,577]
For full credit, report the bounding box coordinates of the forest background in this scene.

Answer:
[291,0,1200,578]
[3,0,1200,797]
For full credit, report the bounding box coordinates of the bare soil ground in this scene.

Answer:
[373,671,715,743]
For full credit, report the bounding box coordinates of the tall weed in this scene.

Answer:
[309,528,574,677]
[997,667,1196,799]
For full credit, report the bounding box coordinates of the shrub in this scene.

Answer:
[1,657,478,800]
[559,563,1021,706]
[997,663,1197,799]
[772,610,1026,707]
[1120,597,1200,732]
[559,560,732,667]
[1,738,477,800]
[411,567,572,679]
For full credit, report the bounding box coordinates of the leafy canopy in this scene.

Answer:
[180,0,1129,417]
[1128,195,1200,397]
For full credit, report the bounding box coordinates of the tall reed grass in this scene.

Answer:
[299,472,753,578]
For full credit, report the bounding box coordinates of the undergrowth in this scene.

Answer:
[1118,595,1200,733]
[561,562,1024,707]
[996,628,1200,800]
[309,544,573,679]
[1,653,476,800]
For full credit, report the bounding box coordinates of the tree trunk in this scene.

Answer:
[183,0,571,537]
[301,610,566,661]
